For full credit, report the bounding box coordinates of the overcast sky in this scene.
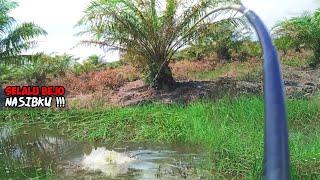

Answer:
[11,0,318,62]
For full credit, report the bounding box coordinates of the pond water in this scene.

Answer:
[0,124,211,179]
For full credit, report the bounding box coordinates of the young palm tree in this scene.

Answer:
[78,0,241,89]
[273,9,320,67]
[0,0,47,64]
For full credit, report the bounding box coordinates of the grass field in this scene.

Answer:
[1,95,319,179]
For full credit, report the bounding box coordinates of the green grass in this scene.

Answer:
[281,57,309,68]
[191,64,233,80]
[1,96,319,179]
[189,62,263,82]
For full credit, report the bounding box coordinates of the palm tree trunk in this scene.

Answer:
[217,45,231,62]
[152,63,176,90]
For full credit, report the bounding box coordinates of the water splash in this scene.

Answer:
[81,147,135,177]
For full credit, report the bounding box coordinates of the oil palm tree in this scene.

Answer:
[0,0,47,64]
[78,0,242,89]
[273,9,320,67]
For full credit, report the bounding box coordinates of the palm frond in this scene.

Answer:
[0,22,47,62]
[77,0,245,87]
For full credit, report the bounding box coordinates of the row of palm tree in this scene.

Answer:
[0,0,245,89]
[2,0,318,89]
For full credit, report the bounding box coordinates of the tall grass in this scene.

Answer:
[1,96,319,178]
[173,60,262,81]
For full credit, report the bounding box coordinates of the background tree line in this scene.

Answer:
[1,0,319,90]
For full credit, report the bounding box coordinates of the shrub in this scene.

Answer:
[53,66,139,96]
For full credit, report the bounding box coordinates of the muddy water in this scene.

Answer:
[0,125,211,179]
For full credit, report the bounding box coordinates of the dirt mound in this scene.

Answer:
[110,67,320,106]
[110,79,238,106]
[65,62,320,107]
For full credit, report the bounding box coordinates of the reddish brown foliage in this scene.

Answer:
[49,66,139,96]
[171,59,217,80]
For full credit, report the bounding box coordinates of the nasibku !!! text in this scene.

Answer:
[5,97,52,108]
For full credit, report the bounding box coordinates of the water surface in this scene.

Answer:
[0,124,211,179]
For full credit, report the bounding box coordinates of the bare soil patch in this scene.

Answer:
[109,65,320,106]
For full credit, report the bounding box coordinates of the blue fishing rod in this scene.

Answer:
[201,5,290,179]
[238,6,290,179]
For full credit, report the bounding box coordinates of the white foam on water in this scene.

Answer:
[81,147,135,177]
